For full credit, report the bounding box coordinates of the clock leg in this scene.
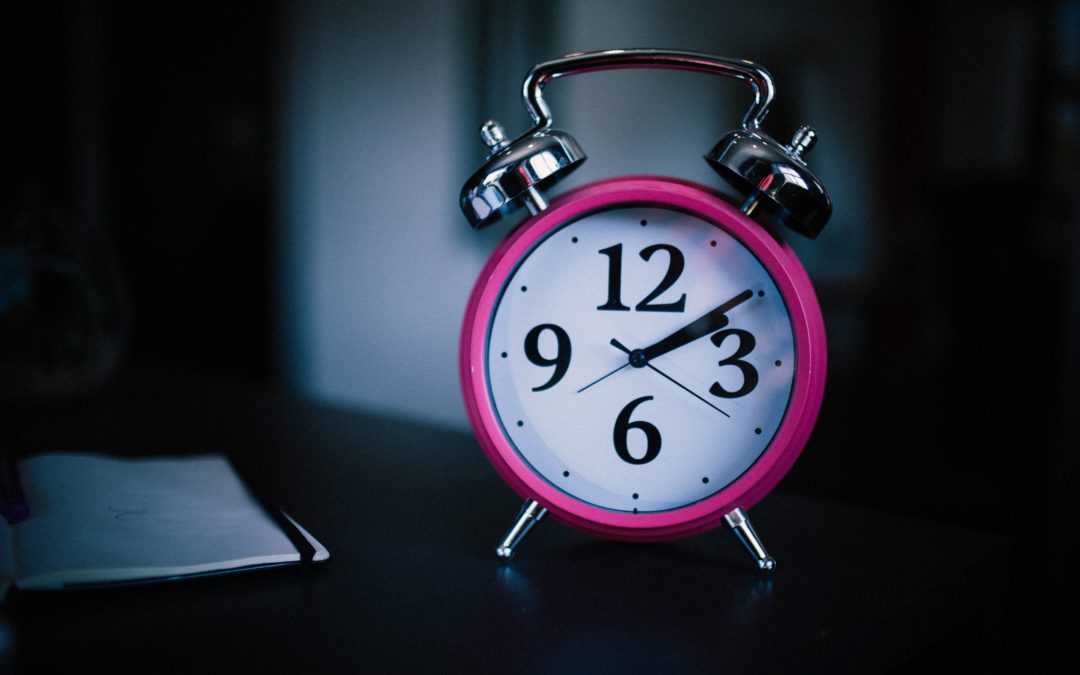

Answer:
[495,499,548,560]
[724,507,777,572]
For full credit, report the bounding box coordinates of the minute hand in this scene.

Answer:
[639,289,754,363]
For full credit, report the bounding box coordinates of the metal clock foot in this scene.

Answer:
[724,507,776,572]
[495,499,548,560]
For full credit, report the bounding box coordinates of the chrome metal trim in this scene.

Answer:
[521,49,775,135]
[495,499,548,560]
[724,507,777,572]
[460,127,584,229]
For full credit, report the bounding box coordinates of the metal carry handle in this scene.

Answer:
[521,49,776,134]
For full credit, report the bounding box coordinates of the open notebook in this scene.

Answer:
[1,453,328,597]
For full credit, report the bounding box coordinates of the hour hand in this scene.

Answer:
[635,289,754,365]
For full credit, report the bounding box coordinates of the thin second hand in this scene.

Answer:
[576,362,629,394]
[644,363,729,417]
[610,339,730,417]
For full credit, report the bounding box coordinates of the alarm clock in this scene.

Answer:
[459,50,830,571]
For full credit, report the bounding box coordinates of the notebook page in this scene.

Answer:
[12,453,301,589]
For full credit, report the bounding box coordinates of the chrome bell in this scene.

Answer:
[706,125,832,239]
[459,120,585,230]
[461,49,832,238]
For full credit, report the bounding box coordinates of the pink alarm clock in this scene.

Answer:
[459,50,830,571]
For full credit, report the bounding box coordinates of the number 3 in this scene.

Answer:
[708,329,759,398]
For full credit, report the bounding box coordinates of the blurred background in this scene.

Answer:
[2,0,1077,669]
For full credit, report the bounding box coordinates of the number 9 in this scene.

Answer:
[523,324,572,391]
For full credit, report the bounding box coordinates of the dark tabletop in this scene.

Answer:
[0,371,1010,673]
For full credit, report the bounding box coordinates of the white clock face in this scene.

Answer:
[486,205,796,514]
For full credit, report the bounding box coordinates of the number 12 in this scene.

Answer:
[597,244,686,313]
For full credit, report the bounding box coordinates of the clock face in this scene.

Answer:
[485,205,795,515]
[461,177,826,539]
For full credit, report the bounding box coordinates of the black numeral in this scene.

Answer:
[636,244,686,312]
[598,243,686,313]
[524,324,572,391]
[613,396,662,464]
[708,329,759,398]
[597,244,630,311]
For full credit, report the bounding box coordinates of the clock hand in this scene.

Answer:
[576,361,630,394]
[579,289,752,397]
[610,339,729,417]
[632,289,755,366]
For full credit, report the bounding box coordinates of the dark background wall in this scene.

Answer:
[2,2,276,387]
[2,1,1078,671]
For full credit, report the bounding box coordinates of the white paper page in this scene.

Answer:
[11,453,307,589]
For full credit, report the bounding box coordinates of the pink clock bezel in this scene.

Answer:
[460,176,826,541]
